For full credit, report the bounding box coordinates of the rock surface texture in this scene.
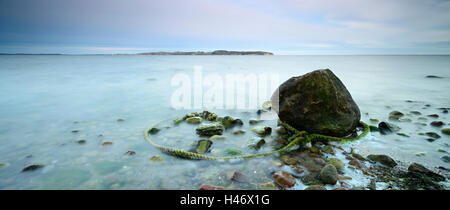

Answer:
[271,69,360,137]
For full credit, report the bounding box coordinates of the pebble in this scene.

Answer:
[430,121,444,127]
[320,164,338,185]
[149,156,163,161]
[273,171,296,189]
[367,154,397,167]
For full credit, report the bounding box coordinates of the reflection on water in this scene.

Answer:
[0,55,448,189]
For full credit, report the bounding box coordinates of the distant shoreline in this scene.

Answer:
[0,50,274,56]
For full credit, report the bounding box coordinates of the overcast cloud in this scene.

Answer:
[0,0,449,54]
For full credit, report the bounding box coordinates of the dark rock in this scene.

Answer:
[320,164,338,185]
[425,75,443,78]
[248,138,266,150]
[273,171,296,189]
[221,116,243,128]
[441,156,450,163]
[76,139,86,144]
[427,114,439,118]
[408,163,445,182]
[425,132,441,139]
[22,164,44,172]
[124,151,136,156]
[231,171,248,183]
[378,122,392,135]
[271,69,360,137]
[196,122,224,136]
[199,111,217,121]
[149,127,160,134]
[430,121,444,127]
[117,119,125,122]
[367,154,397,167]
[101,141,113,146]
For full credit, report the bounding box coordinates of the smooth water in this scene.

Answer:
[0,55,448,189]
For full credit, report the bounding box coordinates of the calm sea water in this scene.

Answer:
[0,55,448,189]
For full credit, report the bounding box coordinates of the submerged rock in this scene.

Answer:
[367,154,397,167]
[273,171,296,189]
[225,148,242,156]
[425,132,441,139]
[441,156,450,163]
[327,158,344,172]
[231,171,248,183]
[426,75,443,78]
[199,184,224,190]
[209,135,226,140]
[124,151,136,156]
[186,117,202,124]
[149,155,163,162]
[248,138,266,150]
[320,164,338,185]
[259,182,280,190]
[271,69,360,137]
[221,116,243,128]
[196,122,224,136]
[305,185,327,190]
[408,163,445,182]
[189,140,213,154]
[430,121,444,127]
[249,119,263,125]
[22,164,44,172]
[251,126,272,136]
[378,122,392,134]
[389,111,404,121]
[442,128,450,135]
[321,145,335,155]
[148,127,161,134]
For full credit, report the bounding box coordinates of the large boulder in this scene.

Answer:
[271,69,360,137]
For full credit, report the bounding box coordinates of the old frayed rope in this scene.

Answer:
[144,117,370,160]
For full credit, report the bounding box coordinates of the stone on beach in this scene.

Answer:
[271,69,361,137]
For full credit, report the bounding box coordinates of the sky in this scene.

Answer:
[1,0,450,55]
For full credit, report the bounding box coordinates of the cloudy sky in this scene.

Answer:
[1,0,449,54]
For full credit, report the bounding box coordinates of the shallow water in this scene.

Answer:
[0,55,448,189]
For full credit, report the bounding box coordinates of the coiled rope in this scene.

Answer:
[144,117,370,160]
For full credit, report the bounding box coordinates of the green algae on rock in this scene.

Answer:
[225,148,242,156]
[150,155,163,162]
[271,69,361,137]
[196,122,224,136]
[441,128,450,135]
[190,140,213,154]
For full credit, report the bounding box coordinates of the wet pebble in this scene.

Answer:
[273,171,296,189]
[101,141,113,146]
[320,164,338,185]
[430,121,444,127]
[367,154,397,167]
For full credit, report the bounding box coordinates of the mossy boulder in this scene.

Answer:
[271,69,360,137]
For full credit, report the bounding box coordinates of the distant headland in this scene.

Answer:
[0,50,274,56]
[134,50,274,55]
